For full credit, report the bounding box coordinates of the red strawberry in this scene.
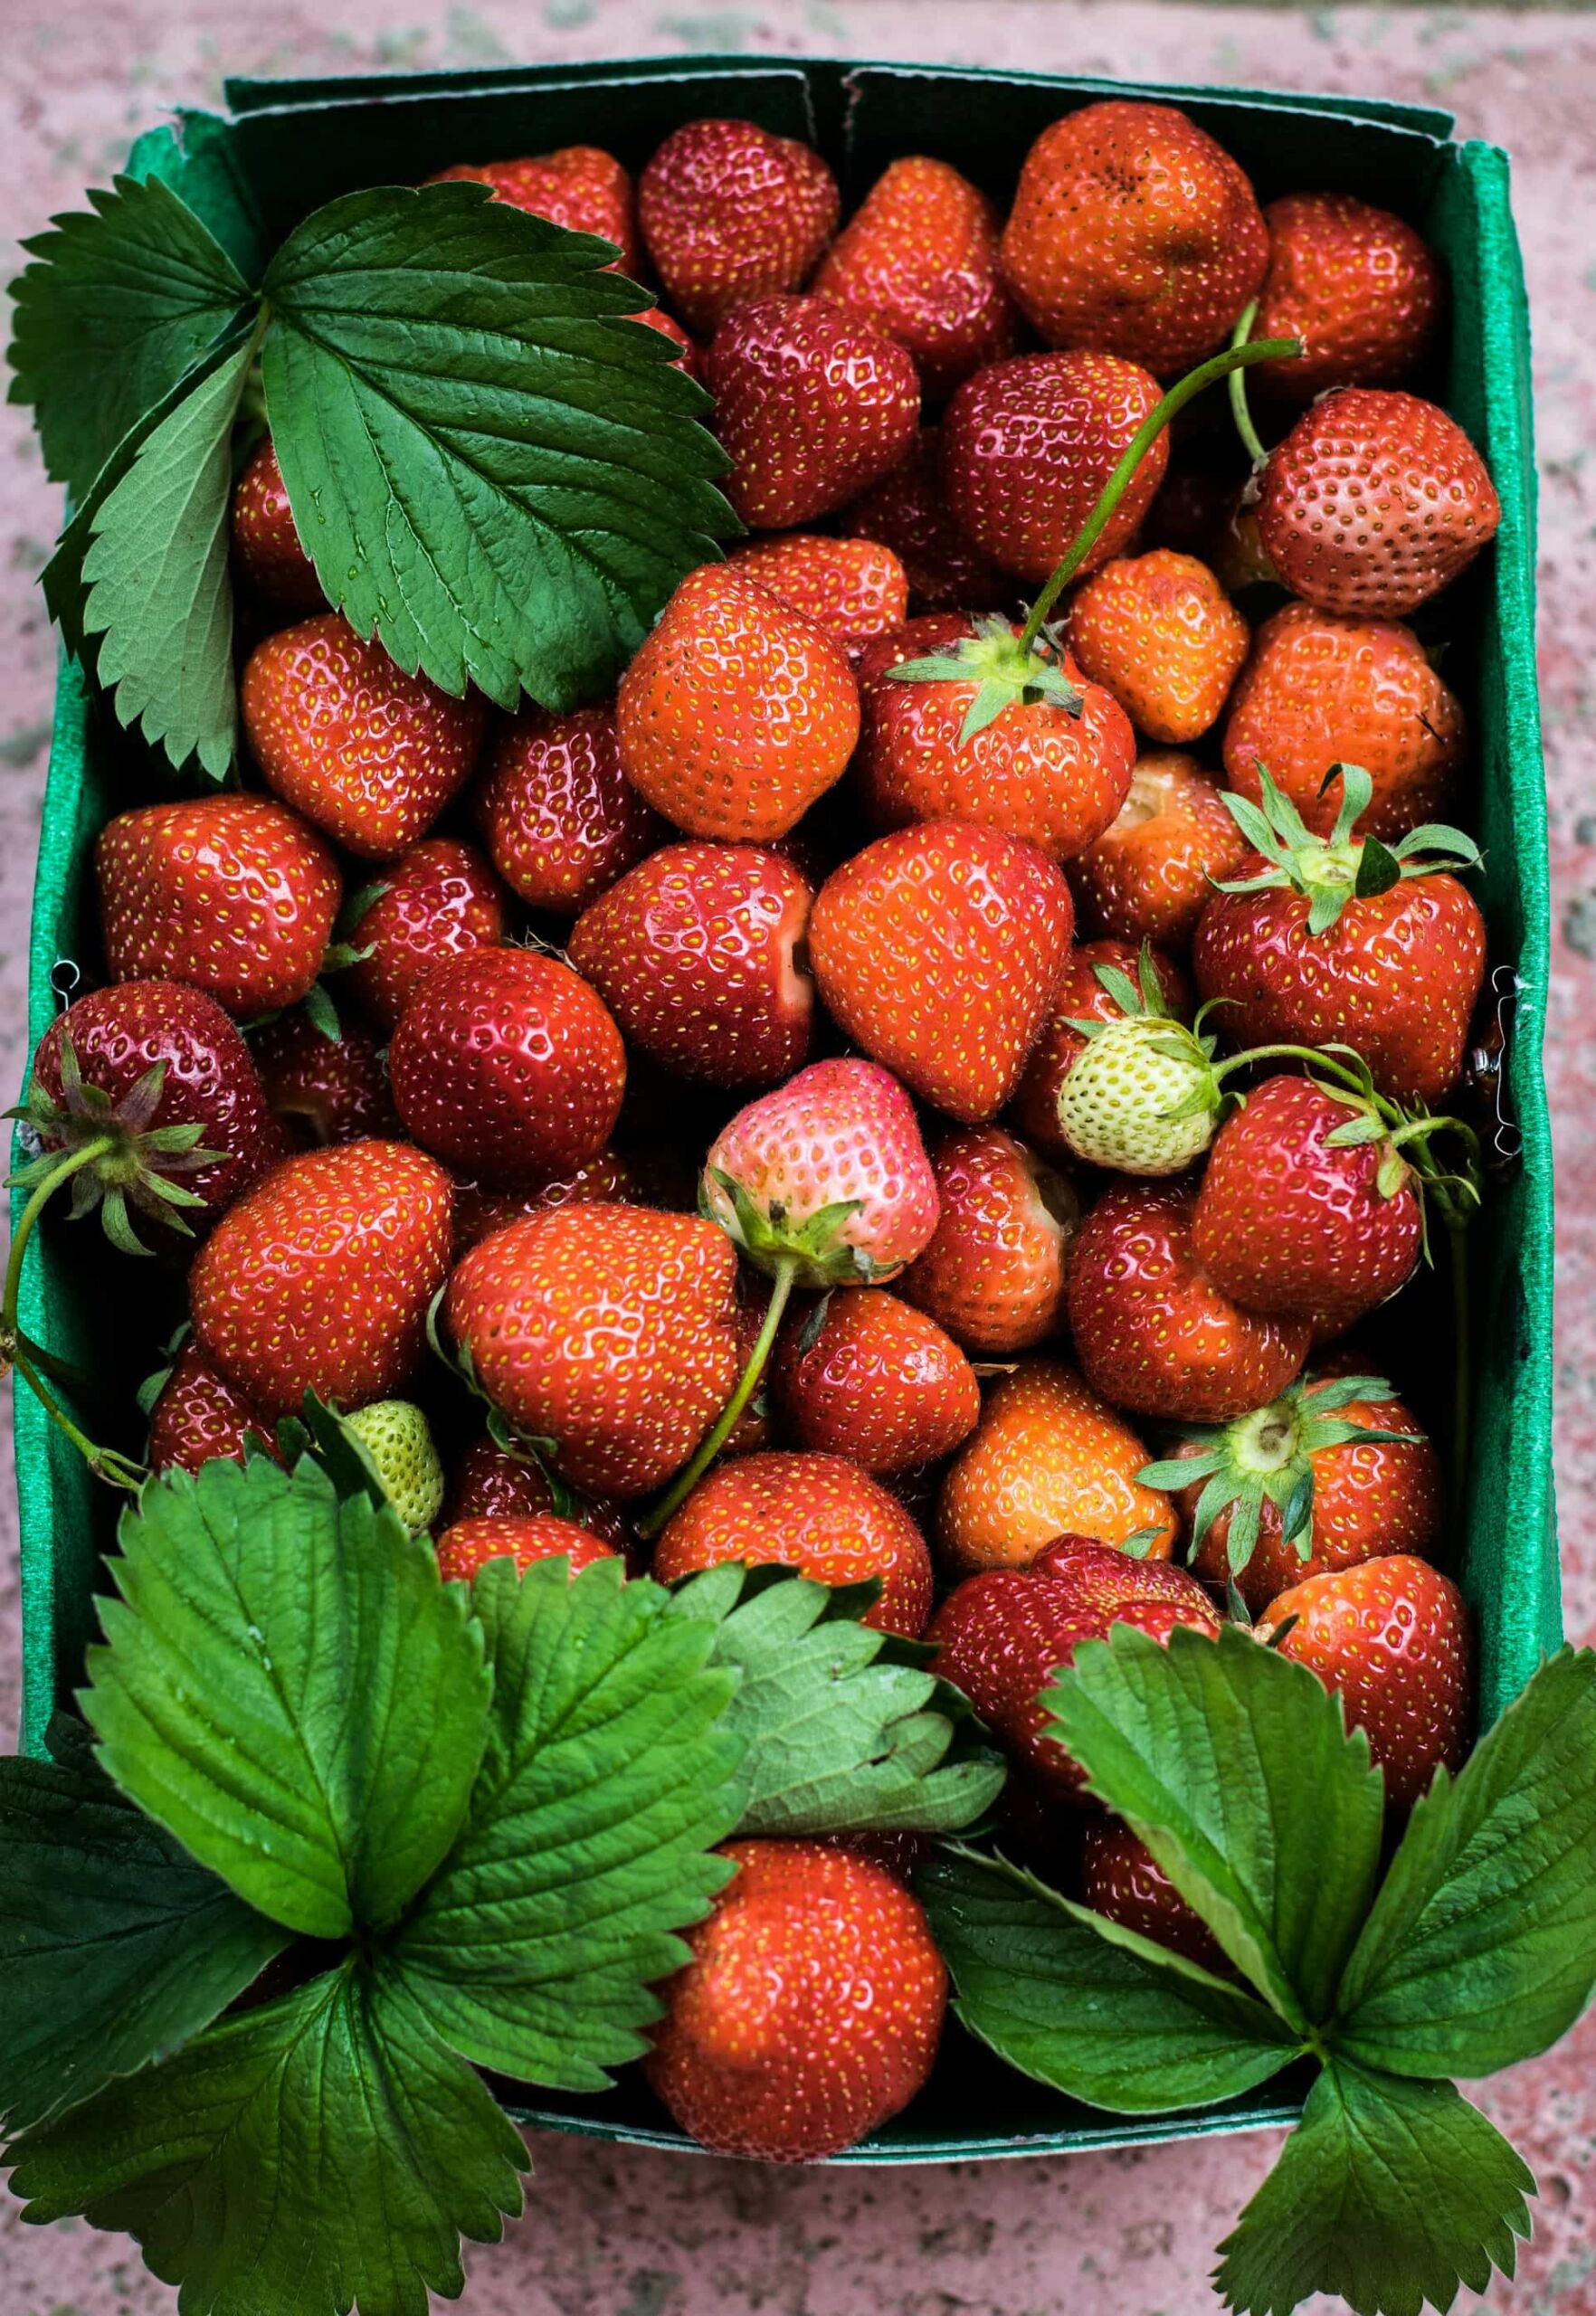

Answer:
[1080,1817,1225,1970]
[474,705,663,917]
[638,304,698,371]
[389,948,625,1187]
[252,1009,398,1147]
[1250,193,1445,403]
[646,1839,946,2161]
[773,1288,980,1476]
[189,1138,453,1416]
[853,612,974,783]
[941,353,1167,585]
[429,145,640,273]
[1008,937,1192,1163]
[451,1149,639,1256]
[704,294,920,530]
[1256,389,1501,619]
[445,1432,630,1550]
[812,155,1021,396]
[616,564,860,842]
[434,1514,622,1585]
[568,842,814,1088]
[1031,1533,1214,1615]
[1070,754,1250,954]
[1259,1553,1470,1808]
[230,437,323,616]
[837,430,1010,613]
[727,534,909,649]
[342,838,507,1031]
[901,1126,1077,1355]
[146,1338,276,1476]
[999,100,1268,375]
[97,796,341,1020]
[808,821,1075,1123]
[445,1202,743,1497]
[638,119,840,334]
[1066,551,1249,745]
[240,613,487,862]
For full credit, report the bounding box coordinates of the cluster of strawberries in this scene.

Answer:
[24,100,1503,2165]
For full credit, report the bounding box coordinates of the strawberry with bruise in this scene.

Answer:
[1008,937,1192,1163]
[1069,755,1250,953]
[474,704,664,917]
[1066,550,1249,745]
[229,437,324,617]
[727,535,909,649]
[450,1150,639,1257]
[638,119,840,335]
[901,1126,1078,1355]
[774,1288,980,1475]
[146,1339,278,1476]
[342,839,507,1031]
[1250,193,1445,403]
[434,1514,622,1584]
[837,431,1010,613]
[252,1009,398,1147]
[1080,1817,1226,1970]
[429,145,641,272]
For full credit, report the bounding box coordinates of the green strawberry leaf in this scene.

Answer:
[668,1561,1008,1836]
[1332,1647,1596,2078]
[82,1456,492,1942]
[261,183,734,714]
[6,1961,528,2316]
[918,1846,1296,2113]
[1212,2059,1534,2316]
[1045,1623,1384,2028]
[123,110,271,284]
[390,1557,743,2092]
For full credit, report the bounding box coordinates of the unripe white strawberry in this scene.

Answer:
[1050,944,1223,1175]
[342,1398,445,1533]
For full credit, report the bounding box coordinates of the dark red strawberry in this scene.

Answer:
[342,838,507,1031]
[475,704,663,917]
[638,119,840,334]
[230,437,324,616]
[451,1149,639,1257]
[252,1009,398,1147]
[837,431,1010,613]
[773,1287,980,1475]
[1080,1817,1225,1970]
[429,145,641,272]
[901,1125,1077,1354]
[146,1337,277,1476]
[444,1432,631,1551]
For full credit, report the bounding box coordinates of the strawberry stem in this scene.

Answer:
[636,1256,798,1540]
[1227,300,1270,468]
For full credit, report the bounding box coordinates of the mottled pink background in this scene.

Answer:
[2,5,1593,2311]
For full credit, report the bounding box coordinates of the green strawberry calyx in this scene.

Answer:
[889,613,1083,748]
[1216,763,1483,937]
[7,1036,225,1257]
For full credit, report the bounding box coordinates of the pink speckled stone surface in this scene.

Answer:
[2,5,1594,2311]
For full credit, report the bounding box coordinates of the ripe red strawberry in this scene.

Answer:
[1080,1816,1225,1970]
[1250,193,1445,403]
[568,842,814,1088]
[941,353,1167,585]
[704,294,920,530]
[837,430,1009,613]
[429,145,640,272]
[445,1432,631,1549]
[653,1450,935,1637]
[638,119,840,334]
[230,437,323,617]
[812,155,1021,396]
[1221,602,1466,843]
[646,1838,946,2161]
[616,564,860,842]
[1068,1181,1311,1424]
[445,1202,743,1498]
[1070,754,1250,953]
[434,1513,622,1584]
[1259,1553,1470,1808]
[474,704,663,917]
[252,1008,398,1148]
[189,1138,453,1416]
[1008,937,1192,1163]
[1256,389,1501,619]
[773,1288,980,1475]
[146,1337,276,1476]
[342,838,507,1031]
[1066,551,1249,745]
[451,1149,639,1257]
[638,305,698,371]
[728,534,909,649]
[389,948,625,1186]
[901,1126,1077,1355]
[97,796,342,1019]
[240,612,487,862]
[808,821,1075,1123]
[1030,1532,1213,1615]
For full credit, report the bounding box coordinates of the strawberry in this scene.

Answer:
[1259,1553,1470,1809]
[638,305,698,372]
[1080,1816,1225,1970]
[240,612,487,862]
[230,436,323,617]
[1250,193,1445,404]
[429,145,640,273]
[1007,937,1191,1163]
[337,1398,443,1532]
[1256,388,1501,619]
[1070,753,1250,953]
[444,1202,743,1498]
[852,612,974,803]
[146,1338,276,1476]
[646,1838,946,2161]
[568,842,814,1088]
[808,821,1075,1123]
[474,704,663,917]
[341,838,507,1031]
[252,1009,398,1147]
[615,564,860,843]
[836,430,1009,612]
[1221,602,1466,843]
[1000,102,1268,374]
[1047,945,1224,1177]
[652,1450,935,1637]
[97,795,342,1019]
[936,1359,1178,1574]
[451,1149,639,1256]
[812,155,1021,396]
[1067,1180,1311,1423]
[703,294,920,531]
[445,1432,631,1550]
[1031,1532,1216,1614]
[1066,550,1249,745]
[941,353,1167,585]
[900,1126,1077,1355]
[189,1138,453,1416]
[727,534,909,649]
[434,1514,622,1585]
[638,119,840,334]
[773,1287,980,1475]
[388,948,625,1186]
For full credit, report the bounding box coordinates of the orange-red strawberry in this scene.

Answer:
[1250,193,1445,404]
[474,704,663,916]
[646,1838,946,2161]
[569,841,814,1089]
[728,534,908,649]
[434,1513,622,1584]
[704,294,920,530]
[229,437,323,616]
[445,1431,631,1549]
[616,564,860,842]
[1000,101,1267,375]
[429,145,640,272]
[445,1202,743,1498]
[638,119,840,334]
[389,948,625,1186]
[1259,1553,1470,1809]
[252,1008,398,1147]
[808,821,1075,1123]
[451,1149,639,1257]
[147,1339,277,1476]
[341,837,506,1030]
[774,1287,980,1475]
[1080,1817,1225,1970]
[901,1126,1077,1355]
[812,155,1021,396]
[189,1138,453,1417]
[97,795,342,1019]
[1008,937,1192,1163]
[837,430,1010,612]
[1066,550,1249,745]
[1256,388,1501,619]
[1221,602,1466,842]
[942,353,1167,585]
[1070,755,1250,952]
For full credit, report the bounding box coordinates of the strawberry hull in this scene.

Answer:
[13,57,1554,2164]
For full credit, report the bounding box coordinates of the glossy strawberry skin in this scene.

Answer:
[230,438,324,616]
[434,1514,622,1584]
[430,145,640,272]
[252,1009,399,1148]
[638,119,840,335]
[1008,938,1192,1163]
[728,534,909,649]
[147,1338,277,1476]
[1069,755,1250,954]
[389,948,625,1188]
[774,1287,980,1474]
[343,838,507,1031]
[901,1126,1077,1355]
[1080,1817,1225,1970]
[1066,551,1249,745]
[475,705,663,916]
[568,842,814,1089]
[97,796,342,1020]
[1251,193,1445,403]
[837,430,1010,613]
[189,1138,453,1417]
[1031,1533,1209,1613]
[646,1838,946,2162]
[444,1433,631,1550]
[451,1150,639,1257]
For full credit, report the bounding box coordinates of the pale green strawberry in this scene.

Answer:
[342,1399,445,1533]
[1054,946,1221,1174]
